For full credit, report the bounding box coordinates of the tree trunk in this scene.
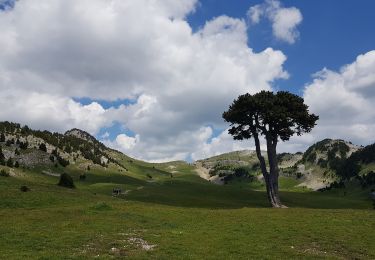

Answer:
[266,137,286,208]
[253,132,286,208]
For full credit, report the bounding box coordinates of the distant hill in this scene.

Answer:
[0,121,155,178]
[1,121,374,192]
[197,139,375,191]
[0,121,194,182]
[0,121,113,168]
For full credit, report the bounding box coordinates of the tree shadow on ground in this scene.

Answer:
[123,178,372,210]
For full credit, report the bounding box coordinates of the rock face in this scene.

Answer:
[1,140,54,167]
[16,150,54,167]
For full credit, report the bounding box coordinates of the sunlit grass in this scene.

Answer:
[0,159,374,259]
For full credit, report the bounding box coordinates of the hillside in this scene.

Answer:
[1,120,373,193]
[0,122,375,258]
[0,121,199,185]
[197,139,374,192]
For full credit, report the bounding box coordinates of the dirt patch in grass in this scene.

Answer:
[296,242,370,259]
[75,229,157,258]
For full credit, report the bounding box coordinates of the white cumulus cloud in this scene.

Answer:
[248,0,302,44]
[302,50,375,146]
[115,134,139,150]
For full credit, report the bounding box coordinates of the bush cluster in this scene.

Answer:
[0,169,9,177]
[20,185,30,192]
[58,173,75,188]
[356,171,375,188]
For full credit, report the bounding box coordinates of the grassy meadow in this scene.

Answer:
[0,159,374,259]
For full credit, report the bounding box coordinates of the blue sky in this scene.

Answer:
[1,0,375,162]
[188,0,375,94]
[106,0,375,146]
[0,0,15,10]
[85,0,375,142]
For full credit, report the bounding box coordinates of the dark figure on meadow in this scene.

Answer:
[223,91,318,208]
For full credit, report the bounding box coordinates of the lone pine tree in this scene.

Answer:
[223,91,318,208]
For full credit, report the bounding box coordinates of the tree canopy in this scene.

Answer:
[223,91,318,143]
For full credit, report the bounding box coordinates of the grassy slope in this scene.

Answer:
[1,155,375,259]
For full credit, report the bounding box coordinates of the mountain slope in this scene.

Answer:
[1,121,374,193]
[291,139,361,190]
[197,139,374,191]
[0,121,193,182]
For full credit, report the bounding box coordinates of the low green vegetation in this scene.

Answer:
[1,158,374,259]
[1,122,375,259]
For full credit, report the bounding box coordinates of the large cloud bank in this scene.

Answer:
[0,0,373,162]
[0,0,288,161]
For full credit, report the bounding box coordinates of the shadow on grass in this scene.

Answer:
[18,168,372,210]
[123,178,372,210]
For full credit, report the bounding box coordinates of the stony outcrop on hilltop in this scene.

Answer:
[0,121,114,169]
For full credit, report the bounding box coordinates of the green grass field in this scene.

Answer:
[0,160,374,259]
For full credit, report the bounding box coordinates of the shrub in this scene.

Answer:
[39,143,47,152]
[223,174,234,183]
[58,173,75,188]
[20,185,30,192]
[0,169,9,177]
[6,158,14,168]
[234,167,250,178]
[251,162,260,171]
[0,147,5,165]
[19,141,28,150]
[357,171,375,188]
[218,172,226,177]
[57,155,69,167]
[317,158,328,168]
[64,145,72,154]
[306,152,317,163]
[318,181,346,192]
[51,149,58,156]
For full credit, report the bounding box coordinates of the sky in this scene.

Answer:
[0,0,375,162]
